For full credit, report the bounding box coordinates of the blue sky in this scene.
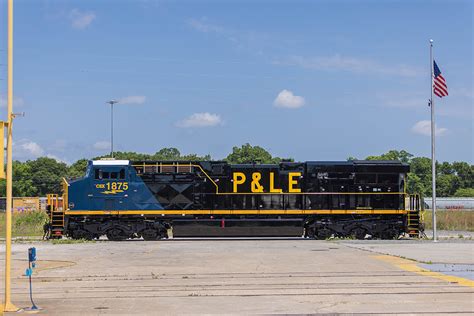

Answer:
[0,0,472,164]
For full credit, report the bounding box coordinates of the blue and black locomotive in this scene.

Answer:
[46,159,423,240]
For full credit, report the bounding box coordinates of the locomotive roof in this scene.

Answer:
[92,160,130,165]
[91,159,408,167]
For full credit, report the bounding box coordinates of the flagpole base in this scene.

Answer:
[2,301,19,312]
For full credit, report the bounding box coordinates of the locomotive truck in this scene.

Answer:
[45,159,423,240]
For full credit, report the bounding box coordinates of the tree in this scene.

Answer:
[95,151,153,161]
[153,148,181,160]
[454,188,474,197]
[436,174,459,197]
[0,161,38,197]
[438,161,454,175]
[452,162,473,189]
[407,173,425,196]
[27,157,68,195]
[409,157,432,196]
[68,159,88,178]
[226,143,281,164]
[181,153,212,161]
[366,150,413,163]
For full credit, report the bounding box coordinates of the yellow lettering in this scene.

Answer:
[233,172,246,192]
[288,172,301,193]
[269,172,282,193]
[251,172,264,192]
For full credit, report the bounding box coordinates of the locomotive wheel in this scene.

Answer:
[142,229,159,241]
[72,229,93,240]
[350,227,367,240]
[106,228,128,241]
[305,226,316,239]
[316,228,332,240]
[380,229,399,240]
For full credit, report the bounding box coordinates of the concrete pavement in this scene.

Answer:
[0,238,473,315]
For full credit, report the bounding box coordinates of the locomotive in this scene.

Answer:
[45,159,423,240]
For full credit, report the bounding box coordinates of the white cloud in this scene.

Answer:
[411,120,448,136]
[69,9,96,30]
[21,141,44,156]
[176,113,223,128]
[118,95,146,104]
[273,89,306,109]
[13,139,44,160]
[93,141,111,150]
[46,154,69,164]
[0,96,25,108]
[11,139,70,163]
[276,55,421,77]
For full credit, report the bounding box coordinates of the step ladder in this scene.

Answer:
[407,194,424,238]
[47,194,64,239]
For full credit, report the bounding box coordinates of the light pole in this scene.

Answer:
[106,100,118,158]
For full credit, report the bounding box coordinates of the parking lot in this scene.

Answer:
[1,238,473,315]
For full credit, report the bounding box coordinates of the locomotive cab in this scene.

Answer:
[67,159,164,212]
[67,160,131,211]
[89,160,130,210]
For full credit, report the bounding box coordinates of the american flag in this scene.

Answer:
[433,61,448,98]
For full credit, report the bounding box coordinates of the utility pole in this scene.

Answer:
[106,100,118,158]
[3,0,19,311]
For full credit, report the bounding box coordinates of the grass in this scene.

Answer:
[422,209,474,232]
[0,210,49,237]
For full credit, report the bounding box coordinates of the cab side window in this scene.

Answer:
[94,168,126,180]
[94,169,102,180]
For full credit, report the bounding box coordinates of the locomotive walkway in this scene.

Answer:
[1,238,473,315]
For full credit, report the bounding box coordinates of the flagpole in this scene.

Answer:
[430,39,438,242]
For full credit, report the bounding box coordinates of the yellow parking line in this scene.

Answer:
[374,255,474,288]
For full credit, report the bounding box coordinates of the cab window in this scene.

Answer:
[94,169,102,180]
[94,169,110,180]
[94,168,126,180]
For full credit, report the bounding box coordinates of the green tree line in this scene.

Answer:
[0,145,472,198]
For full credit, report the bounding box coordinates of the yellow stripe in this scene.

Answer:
[216,192,404,195]
[65,209,408,216]
[375,255,474,288]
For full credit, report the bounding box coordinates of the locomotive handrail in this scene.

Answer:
[62,178,69,211]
